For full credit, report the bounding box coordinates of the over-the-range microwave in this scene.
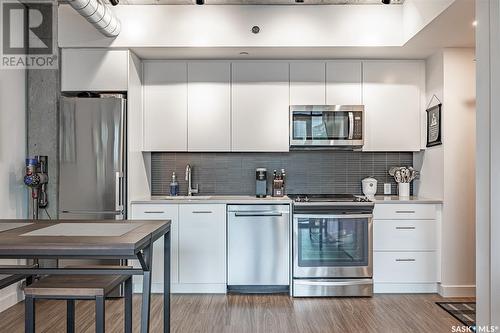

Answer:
[289,105,364,149]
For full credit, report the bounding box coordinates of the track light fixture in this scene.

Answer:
[382,0,391,4]
[196,0,205,4]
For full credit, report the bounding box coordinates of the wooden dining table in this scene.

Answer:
[0,220,171,333]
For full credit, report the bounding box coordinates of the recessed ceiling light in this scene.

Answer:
[472,20,477,27]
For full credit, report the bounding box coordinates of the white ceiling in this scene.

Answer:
[119,0,404,5]
[131,0,474,60]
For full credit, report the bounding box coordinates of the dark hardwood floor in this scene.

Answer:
[0,294,472,332]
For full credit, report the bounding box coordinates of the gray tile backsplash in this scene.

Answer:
[151,151,413,196]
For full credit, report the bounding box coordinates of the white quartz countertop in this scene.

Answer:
[131,195,293,205]
[131,195,442,205]
[370,195,443,204]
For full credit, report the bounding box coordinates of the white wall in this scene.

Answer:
[414,51,444,199]
[475,0,500,326]
[58,4,404,48]
[402,0,455,43]
[0,68,28,312]
[414,48,475,297]
[441,48,476,296]
[127,52,151,208]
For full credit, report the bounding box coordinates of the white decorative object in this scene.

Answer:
[362,177,378,198]
[398,183,410,198]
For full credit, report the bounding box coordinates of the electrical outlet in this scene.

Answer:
[384,183,392,195]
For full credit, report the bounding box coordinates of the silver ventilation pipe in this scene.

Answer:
[66,0,121,37]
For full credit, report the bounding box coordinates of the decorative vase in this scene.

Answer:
[398,183,410,198]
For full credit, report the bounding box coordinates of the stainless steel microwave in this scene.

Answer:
[290,105,364,149]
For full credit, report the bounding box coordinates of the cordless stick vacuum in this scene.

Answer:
[23,156,49,220]
[23,156,49,280]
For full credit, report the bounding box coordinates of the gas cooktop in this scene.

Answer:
[288,194,372,203]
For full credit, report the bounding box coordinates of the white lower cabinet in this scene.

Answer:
[178,204,226,292]
[130,203,226,294]
[373,204,440,293]
[374,252,438,283]
[130,204,179,293]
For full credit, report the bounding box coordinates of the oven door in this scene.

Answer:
[293,213,372,279]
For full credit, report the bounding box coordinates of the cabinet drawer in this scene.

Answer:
[374,252,437,283]
[180,204,226,218]
[131,204,174,219]
[374,204,436,220]
[373,220,437,251]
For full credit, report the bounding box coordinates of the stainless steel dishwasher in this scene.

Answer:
[227,204,290,293]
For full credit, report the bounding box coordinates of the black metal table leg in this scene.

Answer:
[95,295,105,333]
[67,299,75,333]
[25,295,35,333]
[140,243,153,333]
[164,233,171,333]
[125,277,133,333]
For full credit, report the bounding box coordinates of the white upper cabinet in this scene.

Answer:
[362,60,424,152]
[326,61,362,105]
[232,62,290,152]
[290,62,326,105]
[143,62,188,151]
[61,49,128,92]
[187,62,231,152]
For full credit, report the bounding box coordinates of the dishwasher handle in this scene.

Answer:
[233,211,285,217]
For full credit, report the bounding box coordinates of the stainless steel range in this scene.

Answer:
[289,194,374,297]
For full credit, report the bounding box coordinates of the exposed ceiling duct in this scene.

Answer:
[66,0,121,37]
[119,0,404,4]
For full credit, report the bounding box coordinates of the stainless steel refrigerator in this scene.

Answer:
[59,95,126,220]
[58,95,127,295]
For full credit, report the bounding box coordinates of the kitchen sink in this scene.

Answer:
[151,195,213,200]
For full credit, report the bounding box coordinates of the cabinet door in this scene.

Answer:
[61,49,128,92]
[326,61,362,105]
[130,204,179,288]
[290,62,326,105]
[188,62,231,151]
[232,62,290,152]
[179,204,226,284]
[362,61,424,151]
[143,62,187,151]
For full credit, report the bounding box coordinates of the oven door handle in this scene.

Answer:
[293,279,373,287]
[295,214,373,220]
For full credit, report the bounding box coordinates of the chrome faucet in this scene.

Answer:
[185,164,199,196]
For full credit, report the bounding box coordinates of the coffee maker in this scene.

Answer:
[255,168,267,198]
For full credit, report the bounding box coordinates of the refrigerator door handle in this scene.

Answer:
[116,171,124,212]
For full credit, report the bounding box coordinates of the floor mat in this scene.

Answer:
[437,302,476,330]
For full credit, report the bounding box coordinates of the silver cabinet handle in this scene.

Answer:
[395,226,416,230]
[144,211,165,214]
[234,212,283,217]
[395,258,416,262]
[395,210,415,214]
[192,211,213,214]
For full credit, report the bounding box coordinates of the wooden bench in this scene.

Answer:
[0,264,38,290]
[24,274,132,333]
